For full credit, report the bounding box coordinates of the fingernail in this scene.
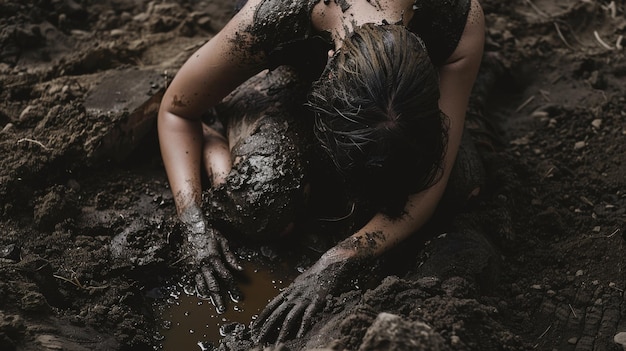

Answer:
[229,291,242,303]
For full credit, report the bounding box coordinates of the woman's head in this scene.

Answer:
[307,24,448,216]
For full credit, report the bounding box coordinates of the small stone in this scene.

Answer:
[196,16,212,30]
[1,123,13,133]
[574,141,586,150]
[614,332,626,350]
[591,119,602,129]
[568,337,578,345]
[19,105,36,121]
[531,284,542,290]
[593,226,601,232]
[575,270,584,276]
[110,29,126,37]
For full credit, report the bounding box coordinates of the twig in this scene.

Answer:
[580,196,594,207]
[539,89,552,102]
[524,0,550,18]
[606,228,620,238]
[555,20,585,47]
[171,254,191,266]
[602,1,617,18]
[568,304,578,318]
[318,202,356,222]
[53,274,85,289]
[554,22,575,50]
[516,96,536,113]
[609,282,624,293]
[17,138,51,150]
[541,166,555,180]
[538,324,552,339]
[594,30,614,50]
[592,228,621,239]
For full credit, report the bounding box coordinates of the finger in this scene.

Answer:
[253,292,286,329]
[201,266,226,314]
[227,281,243,303]
[210,256,236,283]
[209,257,242,304]
[296,295,324,338]
[194,272,210,299]
[218,235,243,271]
[277,302,306,343]
[257,301,292,343]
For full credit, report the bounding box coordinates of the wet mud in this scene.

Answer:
[1,0,626,351]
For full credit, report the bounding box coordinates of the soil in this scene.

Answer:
[1,0,625,351]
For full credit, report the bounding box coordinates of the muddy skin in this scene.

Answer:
[251,248,370,344]
[200,66,313,241]
[2,1,626,351]
[247,0,321,54]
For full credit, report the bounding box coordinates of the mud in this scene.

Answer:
[1,0,626,351]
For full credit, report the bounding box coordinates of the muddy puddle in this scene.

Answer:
[151,254,303,350]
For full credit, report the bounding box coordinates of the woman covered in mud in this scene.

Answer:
[158,0,484,344]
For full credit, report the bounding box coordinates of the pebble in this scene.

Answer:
[591,119,602,129]
[574,141,586,150]
[111,29,126,37]
[614,332,626,350]
[19,105,36,121]
[575,270,584,276]
[568,337,578,345]
[1,123,13,133]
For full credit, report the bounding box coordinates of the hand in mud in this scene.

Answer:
[252,249,359,343]
[180,206,243,313]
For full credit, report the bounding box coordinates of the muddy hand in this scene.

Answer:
[252,250,356,343]
[181,206,243,313]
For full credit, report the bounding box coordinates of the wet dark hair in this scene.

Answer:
[307,24,448,217]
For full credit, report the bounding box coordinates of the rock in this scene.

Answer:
[357,313,448,351]
[574,141,586,150]
[614,332,626,350]
[1,123,13,133]
[591,119,602,129]
[83,67,164,162]
[36,334,64,350]
[0,244,20,261]
[20,291,51,314]
[33,185,79,230]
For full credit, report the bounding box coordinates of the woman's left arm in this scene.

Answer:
[335,0,485,261]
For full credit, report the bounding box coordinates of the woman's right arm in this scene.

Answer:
[158,0,266,215]
[158,0,269,313]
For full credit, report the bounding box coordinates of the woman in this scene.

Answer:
[158,0,485,343]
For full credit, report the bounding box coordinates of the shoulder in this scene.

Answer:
[243,0,319,52]
[409,0,474,65]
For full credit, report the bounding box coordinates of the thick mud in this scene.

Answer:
[1,0,625,351]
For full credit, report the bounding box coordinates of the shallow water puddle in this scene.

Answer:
[153,259,299,350]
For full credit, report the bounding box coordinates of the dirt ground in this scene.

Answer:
[1,0,625,350]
